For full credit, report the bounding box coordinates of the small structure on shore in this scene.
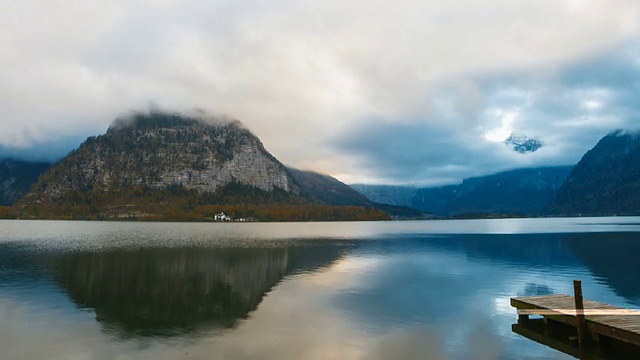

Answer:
[214,213,231,221]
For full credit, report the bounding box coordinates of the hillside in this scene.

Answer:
[15,111,388,221]
[287,167,375,207]
[0,158,52,206]
[546,130,640,216]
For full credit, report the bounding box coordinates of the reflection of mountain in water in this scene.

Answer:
[53,242,347,336]
[563,232,640,304]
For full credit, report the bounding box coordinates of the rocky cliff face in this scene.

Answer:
[21,112,300,207]
[0,158,51,206]
[546,130,640,216]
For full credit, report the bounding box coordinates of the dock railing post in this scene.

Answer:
[574,280,586,353]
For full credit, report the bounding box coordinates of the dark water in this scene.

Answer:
[1,218,640,359]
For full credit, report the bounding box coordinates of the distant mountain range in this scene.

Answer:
[353,166,573,217]
[352,129,640,217]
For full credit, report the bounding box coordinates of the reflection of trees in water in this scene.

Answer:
[53,242,348,337]
[563,232,640,304]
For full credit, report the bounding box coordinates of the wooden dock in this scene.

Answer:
[512,293,640,358]
[512,294,640,345]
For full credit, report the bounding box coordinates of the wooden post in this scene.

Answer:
[574,280,586,354]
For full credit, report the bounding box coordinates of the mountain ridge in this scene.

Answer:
[353,166,573,217]
[546,129,640,216]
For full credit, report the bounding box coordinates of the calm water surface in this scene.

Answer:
[2,217,640,359]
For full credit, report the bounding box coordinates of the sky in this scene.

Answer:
[2,0,640,185]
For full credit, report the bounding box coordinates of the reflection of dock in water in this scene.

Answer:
[511,293,640,359]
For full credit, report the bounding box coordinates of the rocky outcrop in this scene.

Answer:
[504,132,544,154]
[20,111,300,207]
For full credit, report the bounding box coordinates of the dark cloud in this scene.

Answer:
[336,120,513,185]
[0,135,91,162]
[338,39,640,184]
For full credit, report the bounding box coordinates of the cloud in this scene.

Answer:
[2,0,640,182]
[338,38,640,185]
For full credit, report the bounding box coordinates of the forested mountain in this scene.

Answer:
[14,111,388,221]
[0,158,51,206]
[546,130,640,216]
[353,166,573,217]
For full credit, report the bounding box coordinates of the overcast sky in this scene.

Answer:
[2,0,640,185]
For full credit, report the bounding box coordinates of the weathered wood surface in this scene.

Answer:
[511,294,640,346]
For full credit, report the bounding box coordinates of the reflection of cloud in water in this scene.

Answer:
[0,253,511,360]
[6,228,635,359]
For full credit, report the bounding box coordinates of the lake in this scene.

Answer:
[1,217,640,359]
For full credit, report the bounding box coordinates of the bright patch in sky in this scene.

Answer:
[582,100,603,110]
[483,110,517,142]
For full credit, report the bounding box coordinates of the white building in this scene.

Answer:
[214,212,231,221]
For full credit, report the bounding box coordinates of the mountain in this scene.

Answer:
[504,132,544,154]
[546,130,640,216]
[352,166,573,217]
[29,112,300,197]
[0,158,52,206]
[16,111,388,221]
